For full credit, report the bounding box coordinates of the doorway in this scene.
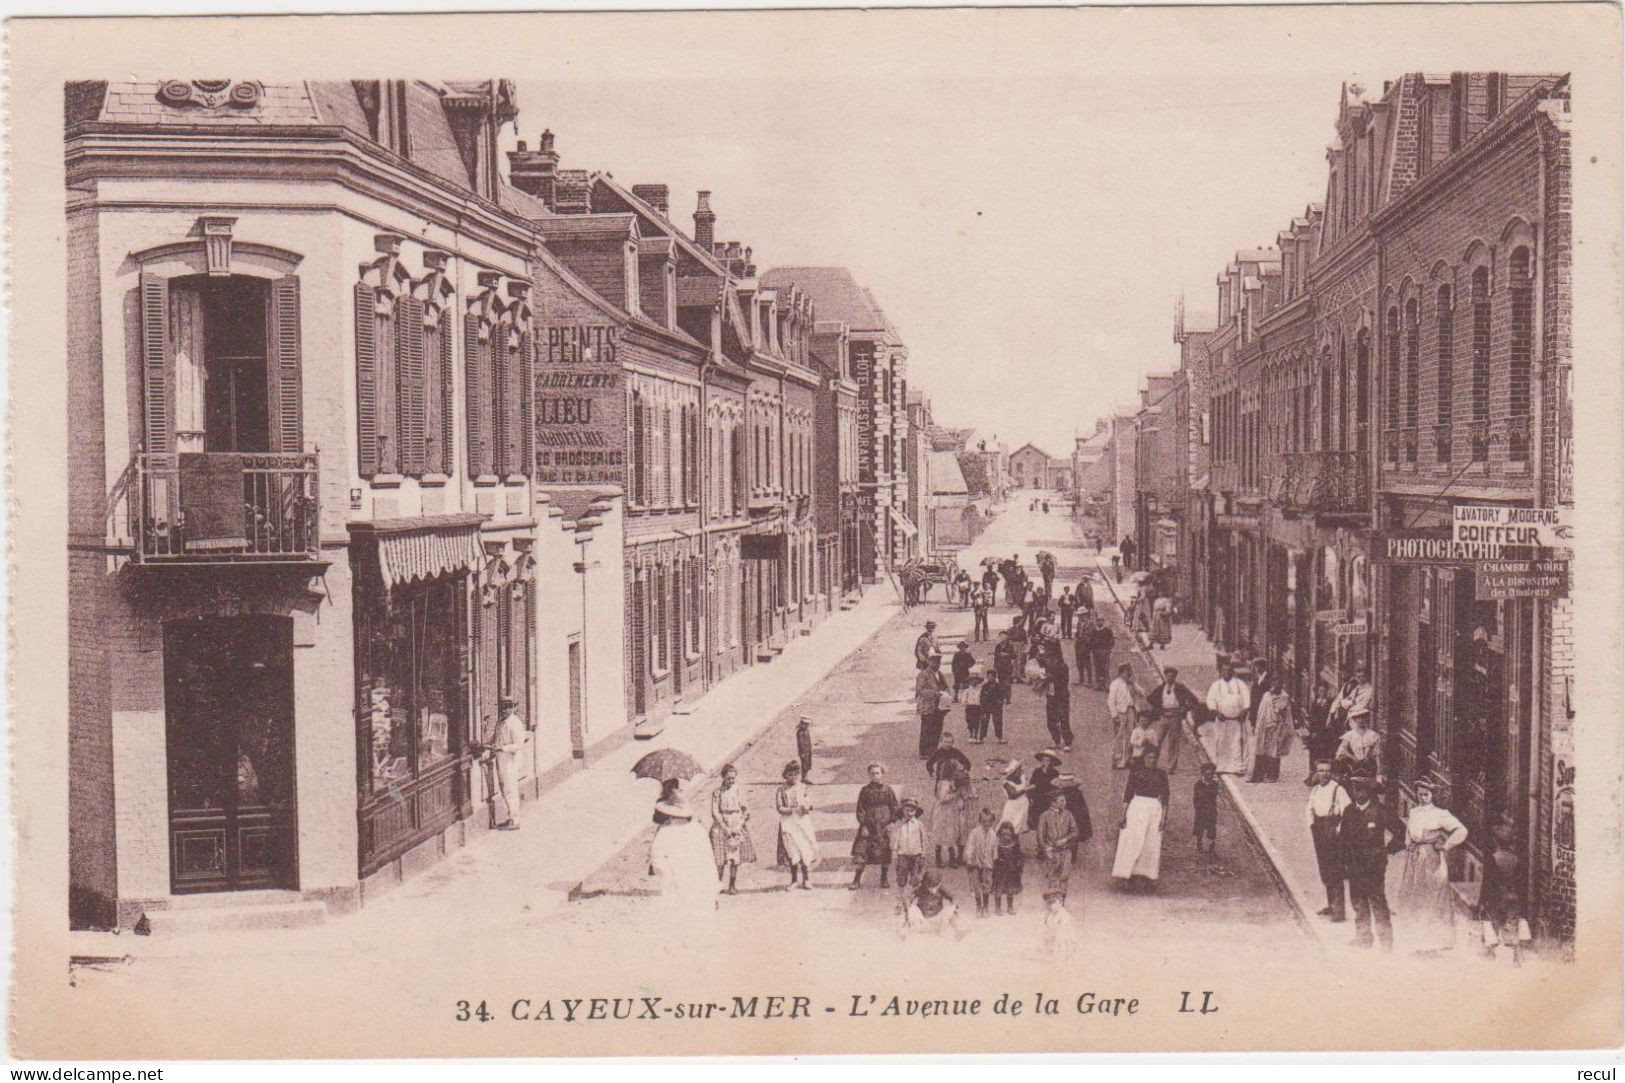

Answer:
[164,614,297,894]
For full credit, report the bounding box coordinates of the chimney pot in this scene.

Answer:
[693,190,717,248]
[631,183,670,216]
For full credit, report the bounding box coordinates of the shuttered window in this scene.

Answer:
[140,273,174,454]
[355,283,380,476]
[465,313,495,478]
[397,296,427,475]
[267,276,303,453]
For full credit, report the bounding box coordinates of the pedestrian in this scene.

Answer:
[892,798,928,898]
[926,734,972,794]
[1203,660,1252,775]
[1151,594,1174,649]
[993,628,1017,689]
[955,570,974,609]
[972,587,991,642]
[1477,817,1532,965]
[1040,657,1075,751]
[951,641,975,699]
[850,762,899,889]
[992,822,1025,914]
[929,759,973,870]
[914,621,939,666]
[709,763,757,893]
[994,758,1030,833]
[1248,673,1297,783]
[1107,663,1141,769]
[1334,708,1383,782]
[1090,616,1115,691]
[963,807,1000,917]
[1057,587,1075,638]
[1332,662,1374,734]
[1072,613,1095,687]
[1338,775,1405,951]
[1042,890,1080,960]
[488,696,526,830]
[916,657,950,759]
[1076,574,1094,613]
[1026,747,1062,826]
[1193,762,1220,856]
[795,715,814,781]
[981,565,1000,608]
[1120,534,1136,570]
[1148,666,1200,774]
[1111,553,1122,583]
[1305,760,1351,921]
[900,869,969,939]
[962,668,986,743]
[648,777,720,918]
[1127,713,1160,767]
[1395,778,1469,957]
[774,761,819,891]
[1111,748,1169,891]
[1300,680,1340,784]
[1038,793,1080,902]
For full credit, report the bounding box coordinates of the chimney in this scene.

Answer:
[694,190,716,248]
[507,128,560,210]
[554,168,591,215]
[631,184,670,217]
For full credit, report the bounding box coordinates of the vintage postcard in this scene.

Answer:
[8,4,1622,1060]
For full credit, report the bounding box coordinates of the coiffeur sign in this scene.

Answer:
[1452,505,1574,551]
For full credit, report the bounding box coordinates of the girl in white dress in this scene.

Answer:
[1394,779,1469,955]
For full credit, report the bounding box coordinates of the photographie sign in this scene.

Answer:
[534,324,624,485]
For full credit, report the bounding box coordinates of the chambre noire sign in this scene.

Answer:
[534,324,625,486]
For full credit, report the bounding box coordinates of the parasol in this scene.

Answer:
[630,747,705,781]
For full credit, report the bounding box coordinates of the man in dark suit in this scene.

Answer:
[1338,776,1405,951]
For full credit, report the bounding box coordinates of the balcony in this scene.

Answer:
[123,451,321,564]
[1272,451,1369,517]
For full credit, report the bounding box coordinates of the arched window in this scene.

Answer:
[1384,307,1401,461]
[1471,266,1491,461]
[1319,353,1333,451]
[1355,329,1371,454]
[1435,286,1454,463]
[1509,247,1534,462]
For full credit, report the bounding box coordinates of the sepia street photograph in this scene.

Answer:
[7,2,1622,1064]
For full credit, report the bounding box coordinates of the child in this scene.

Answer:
[1478,818,1532,966]
[980,667,1007,744]
[892,798,927,898]
[962,808,1000,917]
[1128,715,1160,767]
[1041,890,1079,961]
[795,716,814,781]
[992,822,1024,914]
[901,870,969,939]
[963,670,985,743]
[1193,762,1219,856]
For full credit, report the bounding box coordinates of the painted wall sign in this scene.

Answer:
[1475,559,1572,601]
[535,324,625,485]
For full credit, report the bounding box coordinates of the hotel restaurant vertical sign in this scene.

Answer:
[852,342,875,484]
[534,325,624,485]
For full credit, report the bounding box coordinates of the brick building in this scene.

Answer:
[67,80,627,927]
[1008,442,1056,490]
[1132,373,1184,591]
[810,320,863,596]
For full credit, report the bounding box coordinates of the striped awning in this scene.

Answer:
[889,506,919,539]
[350,513,487,591]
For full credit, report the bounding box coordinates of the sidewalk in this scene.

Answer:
[70,585,907,964]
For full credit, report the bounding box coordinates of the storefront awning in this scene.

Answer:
[889,506,919,539]
[350,513,487,590]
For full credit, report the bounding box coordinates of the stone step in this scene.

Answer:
[140,898,328,936]
[165,889,304,910]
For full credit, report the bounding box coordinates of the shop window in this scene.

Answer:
[357,576,465,798]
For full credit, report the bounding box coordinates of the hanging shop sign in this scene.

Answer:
[1331,620,1369,637]
[1452,505,1573,552]
[1375,530,1504,565]
[1475,559,1571,601]
[534,324,624,486]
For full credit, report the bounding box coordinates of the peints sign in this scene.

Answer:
[534,324,625,485]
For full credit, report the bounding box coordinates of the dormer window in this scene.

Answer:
[625,242,640,317]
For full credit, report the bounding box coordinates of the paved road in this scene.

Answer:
[560,490,1303,967]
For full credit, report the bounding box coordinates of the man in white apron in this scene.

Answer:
[491,696,526,830]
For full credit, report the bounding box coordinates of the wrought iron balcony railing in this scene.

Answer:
[1273,450,1369,516]
[126,451,320,563]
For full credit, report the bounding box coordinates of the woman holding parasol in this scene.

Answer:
[633,748,719,916]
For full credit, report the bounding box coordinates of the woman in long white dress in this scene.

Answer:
[648,776,720,918]
[775,761,820,890]
[994,759,1030,833]
[1394,779,1468,955]
[1112,749,1170,889]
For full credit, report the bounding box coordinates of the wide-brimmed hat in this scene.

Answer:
[900,797,924,813]
[1036,748,1064,763]
[924,621,938,629]
[1348,775,1378,793]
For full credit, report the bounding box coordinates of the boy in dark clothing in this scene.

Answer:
[1090,621,1115,691]
[795,716,814,781]
[980,667,1008,743]
[951,642,976,700]
[1193,763,1219,854]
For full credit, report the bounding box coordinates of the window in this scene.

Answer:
[1355,330,1371,454]
[1509,248,1533,462]
[629,387,647,506]
[1405,299,1420,462]
[1471,266,1491,460]
[356,575,463,799]
[1436,286,1454,463]
[653,565,669,672]
[1319,358,1332,451]
[1337,336,1349,453]
[1384,307,1401,455]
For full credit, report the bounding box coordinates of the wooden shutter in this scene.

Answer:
[505,584,530,721]
[517,330,534,479]
[439,315,456,474]
[139,273,174,454]
[397,295,427,475]
[355,282,379,476]
[267,275,304,453]
[476,591,501,746]
[465,313,491,477]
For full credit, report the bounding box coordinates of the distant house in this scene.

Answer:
[1009,442,1057,490]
